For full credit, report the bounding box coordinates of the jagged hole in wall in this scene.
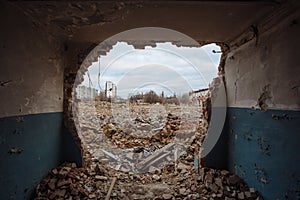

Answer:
[74,42,221,173]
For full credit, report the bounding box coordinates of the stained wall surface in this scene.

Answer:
[1,0,300,199]
[223,5,300,199]
[0,3,81,199]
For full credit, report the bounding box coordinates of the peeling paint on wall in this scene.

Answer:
[243,130,253,141]
[271,113,293,120]
[225,4,300,110]
[254,164,269,185]
[257,84,272,112]
[0,80,12,87]
[257,136,271,156]
[227,107,300,199]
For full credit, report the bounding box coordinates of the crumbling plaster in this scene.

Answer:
[58,1,285,162]
[1,1,299,198]
[225,2,300,110]
[0,2,65,117]
[4,0,294,164]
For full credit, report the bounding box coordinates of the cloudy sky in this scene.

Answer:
[80,42,221,98]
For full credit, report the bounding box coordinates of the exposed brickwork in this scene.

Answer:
[63,42,118,167]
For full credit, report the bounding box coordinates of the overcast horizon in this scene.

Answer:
[79,42,221,98]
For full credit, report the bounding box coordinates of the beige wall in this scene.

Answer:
[225,7,300,110]
[1,0,298,118]
[0,3,65,117]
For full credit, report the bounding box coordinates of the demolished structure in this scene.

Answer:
[0,1,299,200]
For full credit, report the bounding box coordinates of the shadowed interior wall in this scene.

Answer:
[0,113,81,199]
[1,0,299,199]
[223,5,300,199]
[0,3,81,200]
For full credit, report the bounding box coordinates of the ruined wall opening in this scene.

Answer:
[55,25,266,199]
[72,39,223,172]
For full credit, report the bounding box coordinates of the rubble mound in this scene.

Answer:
[77,101,207,173]
[43,94,263,199]
[102,113,181,148]
[35,161,263,200]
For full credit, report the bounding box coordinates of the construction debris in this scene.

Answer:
[75,100,205,173]
[35,160,262,199]
[35,93,263,199]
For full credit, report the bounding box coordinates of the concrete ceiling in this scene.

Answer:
[10,1,281,45]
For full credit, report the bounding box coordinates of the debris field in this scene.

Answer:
[35,100,263,200]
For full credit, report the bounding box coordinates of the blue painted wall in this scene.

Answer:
[226,107,300,199]
[0,112,81,200]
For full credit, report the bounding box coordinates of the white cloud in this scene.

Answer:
[80,42,221,98]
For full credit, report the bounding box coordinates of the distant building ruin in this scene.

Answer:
[189,88,209,103]
[105,81,117,98]
[76,85,98,99]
